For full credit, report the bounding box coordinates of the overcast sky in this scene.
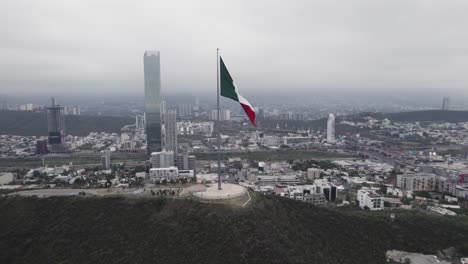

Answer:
[1,0,468,96]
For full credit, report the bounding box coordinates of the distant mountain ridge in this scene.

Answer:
[359,110,468,122]
[0,110,133,136]
[385,110,468,122]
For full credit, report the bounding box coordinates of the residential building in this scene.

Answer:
[150,151,174,168]
[101,150,111,170]
[162,110,177,157]
[177,104,192,117]
[211,110,231,121]
[135,115,145,131]
[327,113,335,143]
[176,154,196,170]
[396,173,438,191]
[357,188,384,211]
[221,110,230,121]
[442,96,450,110]
[36,139,48,154]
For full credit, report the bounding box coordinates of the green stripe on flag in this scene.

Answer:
[220,57,239,102]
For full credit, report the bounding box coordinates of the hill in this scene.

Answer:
[0,110,134,136]
[0,195,467,264]
[362,110,468,123]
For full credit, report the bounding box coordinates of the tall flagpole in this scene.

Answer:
[217,48,222,190]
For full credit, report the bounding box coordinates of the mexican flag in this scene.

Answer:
[220,57,256,126]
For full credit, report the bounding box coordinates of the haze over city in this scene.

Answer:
[2,0,468,96]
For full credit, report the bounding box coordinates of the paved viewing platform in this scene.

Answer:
[193,183,247,200]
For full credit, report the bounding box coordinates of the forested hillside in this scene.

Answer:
[0,195,467,264]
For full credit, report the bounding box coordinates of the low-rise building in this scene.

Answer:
[256,175,300,186]
[306,168,322,181]
[0,173,14,185]
[149,167,179,182]
[357,188,384,211]
[304,193,327,205]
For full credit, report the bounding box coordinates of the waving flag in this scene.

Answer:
[219,57,256,126]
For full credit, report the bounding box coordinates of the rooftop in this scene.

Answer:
[144,51,160,56]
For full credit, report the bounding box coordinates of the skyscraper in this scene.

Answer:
[144,51,162,154]
[163,109,177,157]
[135,115,145,131]
[258,107,265,119]
[442,97,450,110]
[160,100,167,115]
[327,113,335,143]
[101,150,111,170]
[47,97,67,153]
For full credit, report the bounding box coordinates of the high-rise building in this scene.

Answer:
[442,97,450,110]
[194,97,200,111]
[64,106,80,115]
[177,154,196,170]
[150,151,175,168]
[177,104,193,117]
[36,139,48,154]
[135,115,145,131]
[144,51,162,154]
[193,98,200,117]
[74,106,80,115]
[47,97,67,153]
[221,110,230,121]
[101,150,111,170]
[161,100,167,114]
[257,107,265,119]
[211,110,219,120]
[0,97,8,110]
[211,110,231,121]
[327,113,335,143]
[292,113,305,121]
[163,110,177,157]
[279,112,292,120]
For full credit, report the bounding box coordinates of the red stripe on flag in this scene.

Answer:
[240,103,256,127]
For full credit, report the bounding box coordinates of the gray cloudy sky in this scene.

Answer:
[1,0,468,95]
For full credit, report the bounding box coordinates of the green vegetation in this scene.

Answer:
[0,195,467,264]
[0,152,147,168]
[195,150,352,161]
[0,110,133,136]
[291,159,338,171]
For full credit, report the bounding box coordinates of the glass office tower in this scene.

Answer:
[144,51,162,154]
[47,97,67,153]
